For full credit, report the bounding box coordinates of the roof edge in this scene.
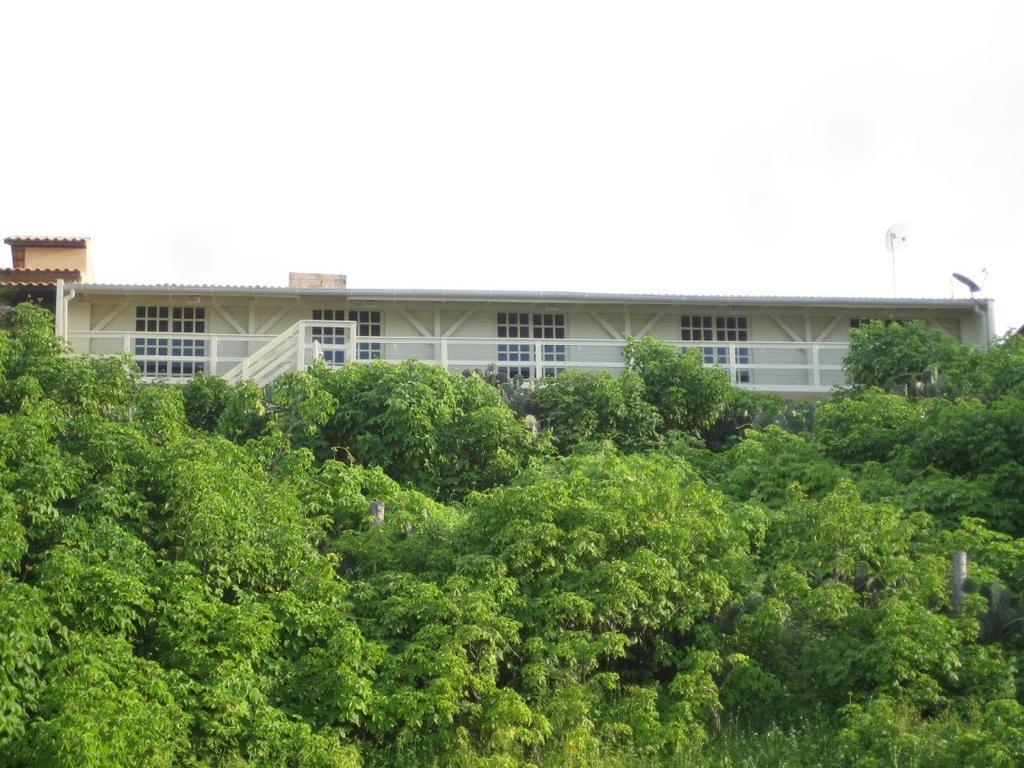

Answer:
[65,284,990,308]
[4,236,89,248]
[1,267,83,285]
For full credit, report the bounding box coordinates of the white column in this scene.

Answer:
[208,336,218,377]
[54,280,65,340]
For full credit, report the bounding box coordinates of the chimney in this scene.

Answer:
[288,272,347,289]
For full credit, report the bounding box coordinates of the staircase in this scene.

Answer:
[221,320,356,386]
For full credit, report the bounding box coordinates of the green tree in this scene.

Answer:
[701,388,814,451]
[4,300,1024,766]
[531,369,662,453]
[624,336,733,435]
[844,319,963,396]
[711,426,843,507]
[312,361,541,499]
[18,633,189,767]
[181,372,232,431]
[813,388,918,464]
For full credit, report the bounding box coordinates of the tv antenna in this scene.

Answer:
[885,224,910,297]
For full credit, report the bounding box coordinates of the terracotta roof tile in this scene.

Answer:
[0,267,82,285]
[4,236,88,248]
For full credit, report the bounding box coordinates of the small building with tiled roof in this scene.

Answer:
[2,236,91,311]
[3,236,92,283]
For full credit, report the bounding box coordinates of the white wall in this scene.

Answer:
[63,291,987,392]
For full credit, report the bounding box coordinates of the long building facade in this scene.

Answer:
[57,282,994,397]
[2,236,995,398]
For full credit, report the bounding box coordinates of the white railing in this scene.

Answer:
[66,330,849,393]
[69,320,357,388]
[219,320,357,386]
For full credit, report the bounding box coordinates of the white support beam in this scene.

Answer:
[589,311,624,340]
[54,280,64,339]
[433,306,442,337]
[443,308,475,338]
[635,312,665,338]
[62,286,76,341]
[210,303,246,335]
[248,302,257,334]
[815,315,843,342]
[91,304,127,333]
[624,306,632,336]
[256,306,291,335]
[768,314,803,343]
[396,306,432,338]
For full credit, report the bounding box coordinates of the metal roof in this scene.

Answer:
[66,283,987,309]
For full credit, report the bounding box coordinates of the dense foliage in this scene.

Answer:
[2,303,1024,766]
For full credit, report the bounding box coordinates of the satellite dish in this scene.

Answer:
[952,272,981,294]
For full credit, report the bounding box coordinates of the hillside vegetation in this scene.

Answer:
[2,303,1024,767]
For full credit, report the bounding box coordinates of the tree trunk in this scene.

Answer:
[952,550,968,614]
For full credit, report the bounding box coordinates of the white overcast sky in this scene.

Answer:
[2,1,1023,332]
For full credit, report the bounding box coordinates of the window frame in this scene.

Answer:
[311,308,382,363]
[681,313,751,384]
[496,311,567,378]
[133,305,208,379]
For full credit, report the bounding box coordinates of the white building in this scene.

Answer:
[6,237,996,398]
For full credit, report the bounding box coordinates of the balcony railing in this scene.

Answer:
[66,327,849,393]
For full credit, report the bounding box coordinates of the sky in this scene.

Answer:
[2,1,1023,332]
